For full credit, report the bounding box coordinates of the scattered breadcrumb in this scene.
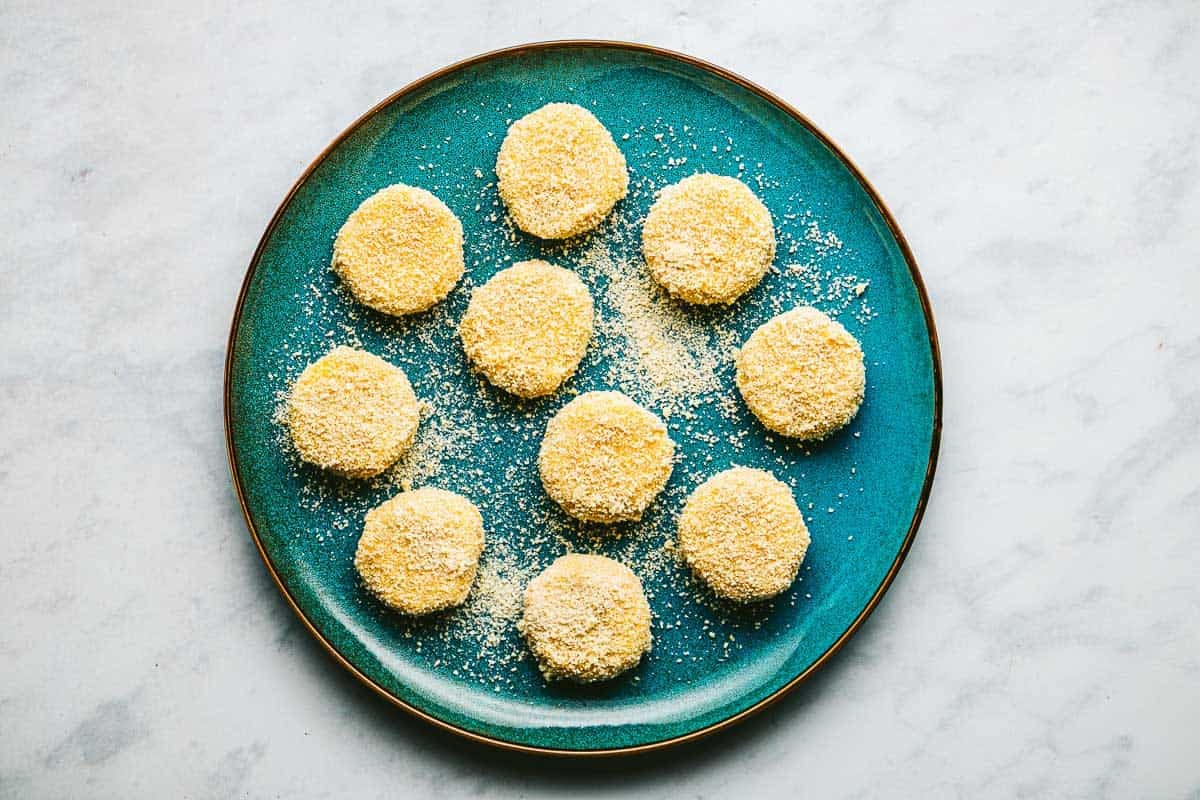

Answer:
[579,238,738,419]
[265,106,877,692]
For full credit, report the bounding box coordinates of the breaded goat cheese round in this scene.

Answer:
[678,467,810,602]
[538,391,675,523]
[495,103,628,239]
[332,183,464,316]
[642,173,775,305]
[354,488,484,615]
[519,554,651,682]
[459,260,594,398]
[736,306,865,440]
[285,346,420,478]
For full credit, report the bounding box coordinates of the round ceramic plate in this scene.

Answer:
[225,41,941,755]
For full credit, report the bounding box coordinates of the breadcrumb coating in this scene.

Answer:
[538,391,675,523]
[459,260,594,398]
[642,173,775,305]
[677,467,810,602]
[354,488,485,615]
[333,183,464,316]
[496,103,628,239]
[519,553,651,682]
[285,346,420,478]
[735,306,865,440]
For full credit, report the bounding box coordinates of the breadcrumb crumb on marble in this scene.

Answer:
[332,183,464,316]
[285,346,420,478]
[459,259,594,398]
[496,103,628,239]
[354,487,484,615]
[735,306,865,440]
[537,391,675,523]
[642,173,775,305]
[519,553,651,682]
[677,467,809,602]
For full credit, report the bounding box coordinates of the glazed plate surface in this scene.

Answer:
[225,42,941,754]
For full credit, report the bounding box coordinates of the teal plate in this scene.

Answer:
[225,41,941,755]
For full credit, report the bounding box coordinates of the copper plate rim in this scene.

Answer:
[223,39,943,757]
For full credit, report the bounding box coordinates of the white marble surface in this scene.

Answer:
[2,0,1198,796]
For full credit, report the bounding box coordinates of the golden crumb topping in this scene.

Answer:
[538,391,675,523]
[678,467,810,602]
[459,260,594,398]
[354,487,484,615]
[736,306,865,440]
[496,103,628,239]
[642,173,775,305]
[286,346,420,478]
[519,553,651,682]
[333,183,464,316]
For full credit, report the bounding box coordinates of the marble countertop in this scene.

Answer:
[2,1,1197,797]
